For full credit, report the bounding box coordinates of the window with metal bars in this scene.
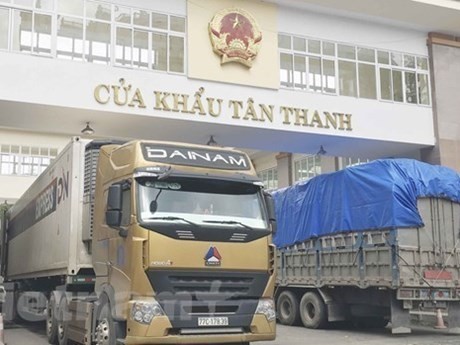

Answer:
[0,144,58,176]
[278,33,430,106]
[0,0,186,74]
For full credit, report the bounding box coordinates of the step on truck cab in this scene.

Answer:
[0,138,277,345]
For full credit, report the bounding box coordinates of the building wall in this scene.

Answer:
[279,6,428,55]
[0,0,435,153]
[425,34,460,172]
[0,0,450,200]
[252,153,277,173]
[0,129,70,202]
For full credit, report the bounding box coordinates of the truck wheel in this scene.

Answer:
[276,290,300,326]
[299,292,328,329]
[57,296,70,345]
[46,294,58,345]
[95,302,116,345]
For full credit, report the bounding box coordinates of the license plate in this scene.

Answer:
[198,317,229,326]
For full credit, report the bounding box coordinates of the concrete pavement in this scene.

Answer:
[4,322,460,345]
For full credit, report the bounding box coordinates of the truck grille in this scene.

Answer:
[147,270,269,300]
[146,270,266,329]
[83,147,99,241]
[169,275,253,297]
[82,140,126,242]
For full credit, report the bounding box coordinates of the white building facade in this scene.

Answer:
[0,0,459,201]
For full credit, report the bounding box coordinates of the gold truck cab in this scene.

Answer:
[91,141,276,344]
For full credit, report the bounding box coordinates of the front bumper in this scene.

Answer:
[125,314,276,344]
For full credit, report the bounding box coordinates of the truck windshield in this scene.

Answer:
[136,177,267,229]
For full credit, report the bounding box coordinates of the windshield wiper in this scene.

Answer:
[202,220,253,230]
[146,216,198,227]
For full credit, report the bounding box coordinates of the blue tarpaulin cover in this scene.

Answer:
[272,159,460,248]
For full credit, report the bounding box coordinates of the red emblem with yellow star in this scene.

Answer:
[209,8,262,68]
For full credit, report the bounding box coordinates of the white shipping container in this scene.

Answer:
[5,137,92,280]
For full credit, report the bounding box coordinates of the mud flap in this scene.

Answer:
[327,303,348,322]
[318,288,347,322]
[447,302,460,334]
[390,295,411,334]
[3,282,18,321]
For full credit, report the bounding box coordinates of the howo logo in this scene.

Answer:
[204,246,222,266]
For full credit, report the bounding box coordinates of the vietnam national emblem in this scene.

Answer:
[209,8,262,68]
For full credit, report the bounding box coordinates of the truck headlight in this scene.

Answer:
[255,298,276,322]
[131,301,165,325]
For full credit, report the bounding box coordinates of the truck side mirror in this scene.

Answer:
[264,192,277,234]
[106,184,122,228]
[150,200,158,213]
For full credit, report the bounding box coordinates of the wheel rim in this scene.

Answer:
[96,319,110,345]
[57,321,64,341]
[280,299,292,319]
[306,302,316,320]
[46,304,53,336]
[57,308,65,342]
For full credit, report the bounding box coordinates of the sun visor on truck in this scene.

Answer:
[272,159,460,248]
[85,139,127,150]
[140,143,251,170]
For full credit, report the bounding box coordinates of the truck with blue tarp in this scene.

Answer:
[273,159,460,334]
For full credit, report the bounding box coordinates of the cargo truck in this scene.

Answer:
[273,159,460,334]
[0,137,277,345]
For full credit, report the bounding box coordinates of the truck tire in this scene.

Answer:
[299,292,328,329]
[276,290,300,326]
[46,294,58,345]
[57,296,70,345]
[95,302,116,345]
